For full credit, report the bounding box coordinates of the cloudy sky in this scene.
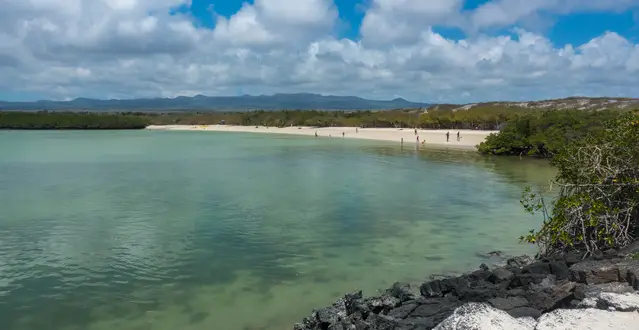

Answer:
[1,0,638,103]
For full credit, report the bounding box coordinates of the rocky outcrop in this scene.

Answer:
[293,252,639,330]
[535,308,639,330]
[577,292,639,312]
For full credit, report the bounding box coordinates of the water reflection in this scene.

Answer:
[0,131,555,330]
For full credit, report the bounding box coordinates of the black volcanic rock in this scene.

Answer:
[293,251,639,330]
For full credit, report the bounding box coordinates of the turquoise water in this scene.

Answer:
[0,130,555,330]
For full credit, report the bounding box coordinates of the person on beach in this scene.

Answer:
[315,131,318,138]
[401,138,403,145]
[446,131,450,142]
[414,128,417,135]
[356,128,359,133]
[457,131,460,141]
[342,132,345,138]
[416,135,420,143]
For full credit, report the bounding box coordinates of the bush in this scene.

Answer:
[0,111,150,129]
[521,111,639,256]
[478,110,621,157]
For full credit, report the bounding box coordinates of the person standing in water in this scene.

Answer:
[446,131,450,142]
[315,131,318,138]
[401,137,404,145]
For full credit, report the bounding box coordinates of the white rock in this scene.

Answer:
[578,292,639,312]
[433,303,533,330]
[536,308,639,330]
[598,292,639,312]
[517,316,537,329]
[578,297,598,308]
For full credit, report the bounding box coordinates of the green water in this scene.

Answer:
[0,130,555,330]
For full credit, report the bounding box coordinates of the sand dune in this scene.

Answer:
[146,125,498,150]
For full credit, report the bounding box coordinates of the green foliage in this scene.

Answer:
[0,111,150,129]
[478,110,621,157]
[143,106,534,129]
[520,111,639,255]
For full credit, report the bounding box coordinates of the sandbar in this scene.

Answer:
[146,125,498,150]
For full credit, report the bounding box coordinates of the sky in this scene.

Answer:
[1,0,639,103]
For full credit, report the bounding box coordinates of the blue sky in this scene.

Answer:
[1,0,639,103]
[185,0,638,44]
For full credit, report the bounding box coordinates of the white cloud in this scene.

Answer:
[470,0,639,30]
[360,0,464,46]
[213,0,337,47]
[0,0,638,103]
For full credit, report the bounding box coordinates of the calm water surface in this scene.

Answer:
[0,130,555,330]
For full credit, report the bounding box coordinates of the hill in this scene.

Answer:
[428,97,639,112]
[0,93,430,111]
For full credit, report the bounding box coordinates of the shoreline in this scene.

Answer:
[294,249,639,330]
[146,125,497,150]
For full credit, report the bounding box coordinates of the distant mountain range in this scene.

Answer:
[0,93,430,111]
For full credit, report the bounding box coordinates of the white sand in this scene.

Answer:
[146,125,498,150]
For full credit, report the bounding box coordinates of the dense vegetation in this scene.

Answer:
[2,106,529,130]
[521,111,639,256]
[477,110,623,157]
[145,106,525,129]
[0,112,150,129]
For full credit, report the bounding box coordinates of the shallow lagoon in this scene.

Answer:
[0,130,555,330]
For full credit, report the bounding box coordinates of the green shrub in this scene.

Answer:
[478,110,621,157]
[520,111,639,256]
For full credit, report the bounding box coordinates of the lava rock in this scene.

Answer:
[510,273,548,288]
[408,296,462,326]
[569,259,620,284]
[488,296,530,310]
[616,259,639,289]
[420,280,444,298]
[522,261,551,275]
[507,255,535,268]
[507,306,543,319]
[562,250,584,266]
[364,295,400,314]
[549,261,571,280]
[490,267,515,283]
[385,282,415,302]
[525,281,576,312]
[386,303,418,319]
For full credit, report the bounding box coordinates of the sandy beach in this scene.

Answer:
[146,125,498,150]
